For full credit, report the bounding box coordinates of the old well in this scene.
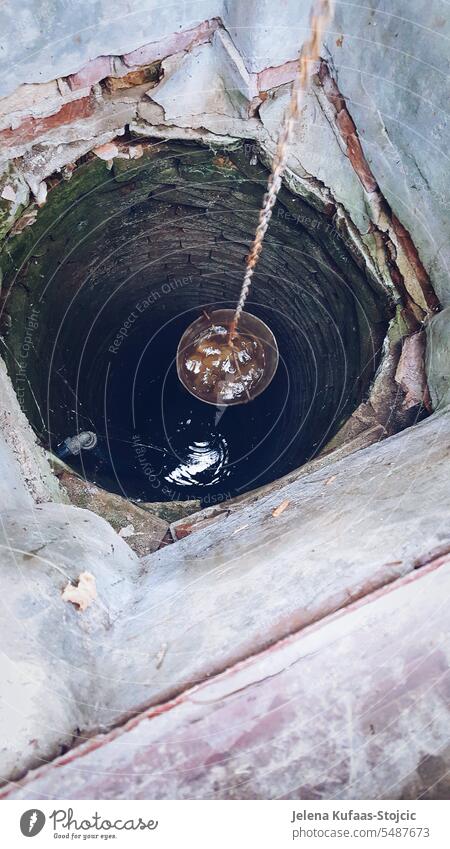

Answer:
[1,140,390,504]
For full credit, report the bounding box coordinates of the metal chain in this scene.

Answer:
[229,0,334,339]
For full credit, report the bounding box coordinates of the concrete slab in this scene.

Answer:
[4,555,450,799]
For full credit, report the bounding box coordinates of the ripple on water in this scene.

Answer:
[165,429,230,488]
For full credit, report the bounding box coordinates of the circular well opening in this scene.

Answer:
[2,140,390,506]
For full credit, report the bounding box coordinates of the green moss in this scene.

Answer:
[389,304,411,343]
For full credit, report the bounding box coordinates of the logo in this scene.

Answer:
[20,810,46,837]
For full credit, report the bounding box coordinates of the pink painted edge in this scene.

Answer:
[257,59,299,92]
[67,56,113,92]
[122,18,220,67]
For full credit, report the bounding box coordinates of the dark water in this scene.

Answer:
[73,313,290,506]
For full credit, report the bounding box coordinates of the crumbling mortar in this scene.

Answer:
[317,59,440,323]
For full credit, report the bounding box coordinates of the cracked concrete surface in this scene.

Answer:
[4,546,450,799]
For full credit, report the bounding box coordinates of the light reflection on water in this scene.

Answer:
[165,420,230,488]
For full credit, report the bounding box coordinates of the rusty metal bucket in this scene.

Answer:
[176,308,279,406]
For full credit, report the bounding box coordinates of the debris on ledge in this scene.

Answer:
[62,571,97,611]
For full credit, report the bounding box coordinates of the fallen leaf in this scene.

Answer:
[272,499,290,517]
[62,572,97,611]
[325,474,337,485]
